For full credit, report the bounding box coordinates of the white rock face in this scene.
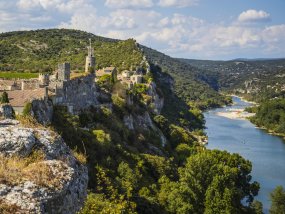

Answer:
[0,119,88,214]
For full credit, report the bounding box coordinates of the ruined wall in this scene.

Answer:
[52,74,98,113]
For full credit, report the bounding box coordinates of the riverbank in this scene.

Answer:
[204,96,285,213]
[251,123,285,140]
[216,109,255,120]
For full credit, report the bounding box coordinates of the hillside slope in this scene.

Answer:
[141,46,231,109]
[0,29,261,213]
[0,29,144,72]
[0,29,229,109]
[180,58,285,102]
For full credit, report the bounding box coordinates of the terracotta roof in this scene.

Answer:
[0,88,46,107]
[0,80,18,90]
[104,67,116,70]
[96,69,107,77]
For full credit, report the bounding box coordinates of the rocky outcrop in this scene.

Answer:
[0,119,88,214]
[0,104,14,119]
[147,82,164,114]
[31,99,53,126]
[123,112,167,147]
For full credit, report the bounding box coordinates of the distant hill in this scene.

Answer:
[0,29,144,72]
[179,58,285,102]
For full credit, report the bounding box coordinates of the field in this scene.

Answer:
[0,72,38,79]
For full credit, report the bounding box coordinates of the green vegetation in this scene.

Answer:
[52,95,259,213]
[270,186,285,214]
[142,46,232,111]
[249,98,285,136]
[0,29,143,73]
[180,58,285,102]
[0,72,38,79]
[22,102,32,116]
[0,29,265,213]
[0,91,9,103]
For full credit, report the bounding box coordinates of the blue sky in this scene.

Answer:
[0,0,285,60]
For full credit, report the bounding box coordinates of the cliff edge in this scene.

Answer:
[0,119,88,214]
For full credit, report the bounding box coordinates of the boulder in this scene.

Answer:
[0,120,88,213]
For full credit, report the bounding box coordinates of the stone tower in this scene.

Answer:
[58,62,70,81]
[38,73,50,85]
[85,39,96,73]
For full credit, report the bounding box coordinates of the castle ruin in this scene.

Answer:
[0,40,98,114]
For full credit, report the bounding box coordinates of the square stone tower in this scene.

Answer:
[85,39,96,73]
[58,63,70,81]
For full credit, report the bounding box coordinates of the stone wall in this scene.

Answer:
[0,104,14,119]
[52,74,98,113]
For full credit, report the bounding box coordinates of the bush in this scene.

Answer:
[0,91,9,104]
[22,102,32,116]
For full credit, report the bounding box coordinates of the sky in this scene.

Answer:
[0,0,285,60]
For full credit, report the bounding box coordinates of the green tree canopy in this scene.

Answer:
[270,186,285,214]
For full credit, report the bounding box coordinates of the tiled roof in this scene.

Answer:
[0,88,46,107]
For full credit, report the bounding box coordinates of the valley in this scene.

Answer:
[0,29,284,214]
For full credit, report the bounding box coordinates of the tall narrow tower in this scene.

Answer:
[85,39,96,73]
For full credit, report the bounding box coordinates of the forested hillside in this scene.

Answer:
[0,29,144,72]
[248,99,285,136]
[180,58,285,102]
[141,46,232,109]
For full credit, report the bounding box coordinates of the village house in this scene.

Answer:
[95,67,117,81]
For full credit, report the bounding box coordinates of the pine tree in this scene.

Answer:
[270,186,285,214]
[1,92,9,104]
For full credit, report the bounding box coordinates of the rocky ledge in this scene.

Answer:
[0,119,88,214]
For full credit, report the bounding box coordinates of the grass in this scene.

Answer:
[73,149,87,165]
[0,72,38,79]
[0,150,66,189]
[16,115,42,128]
[70,72,89,80]
[0,200,23,214]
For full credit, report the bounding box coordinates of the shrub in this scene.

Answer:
[0,91,9,104]
[22,102,32,116]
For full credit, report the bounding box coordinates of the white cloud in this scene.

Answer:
[158,0,198,8]
[17,0,63,10]
[238,9,271,23]
[1,1,285,59]
[105,0,153,9]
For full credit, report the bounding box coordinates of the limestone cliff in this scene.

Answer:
[0,119,88,214]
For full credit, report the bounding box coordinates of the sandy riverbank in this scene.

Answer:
[215,109,255,120]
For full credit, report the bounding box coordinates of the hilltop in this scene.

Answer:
[0,29,230,109]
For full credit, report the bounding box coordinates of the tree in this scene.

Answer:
[158,150,260,214]
[270,186,285,214]
[251,200,263,214]
[1,91,9,104]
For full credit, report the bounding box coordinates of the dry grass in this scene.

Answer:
[70,72,88,80]
[0,199,23,214]
[72,149,87,165]
[16,115,42,128]
[0,150,65,189]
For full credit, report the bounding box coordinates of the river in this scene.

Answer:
[204,96,285,213]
